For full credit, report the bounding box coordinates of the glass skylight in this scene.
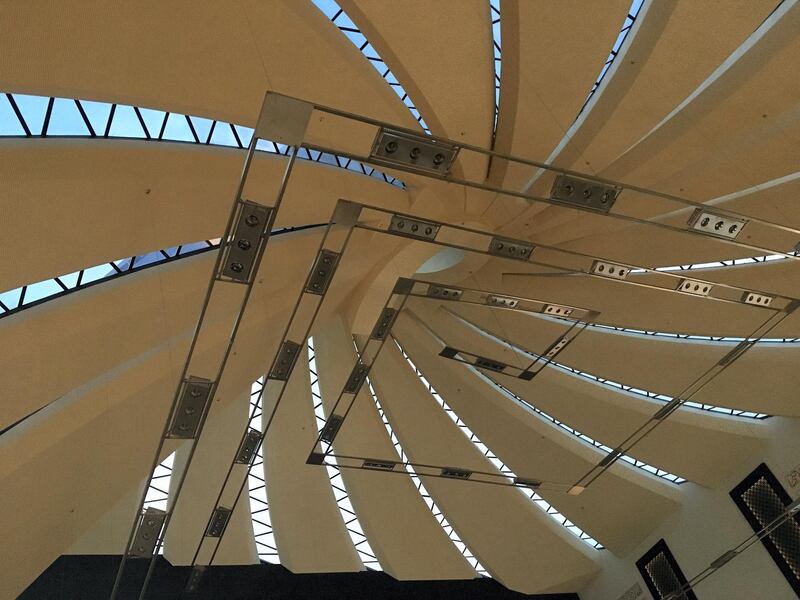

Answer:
[393,338,603,549]
[0,92,404,187]
[142,452,176,555]
[578,0,645,116]
[0,224,325,320]
[247,377,280,564]
[631,249,800,274]
[312,0,430,133]
[307,337,382,570]
[491,0,501,137]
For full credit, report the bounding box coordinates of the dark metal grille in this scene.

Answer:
[636,539,697,600]
[732,463,800,596]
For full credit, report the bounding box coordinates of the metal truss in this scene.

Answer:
[662,496,800,600]
[579,0,645,115]
[307,337,382,570]
[313,0,430,133]
[0,91,403,187]
[572,299,799,491]
[391,339,603,549]
[110,94,308,599]
[450,309,769,420]
[246,377,279,564]
[275,91,800,264]
[362,375,489,575]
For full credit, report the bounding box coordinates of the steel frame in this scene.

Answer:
[110,96,306,600]
[270,91,800,263]
[109,92,800,597]
[178,196,799,586]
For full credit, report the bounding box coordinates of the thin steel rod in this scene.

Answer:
[573,303,798,489]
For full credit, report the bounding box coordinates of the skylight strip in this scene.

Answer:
[247,377,280,563]
[457,313,770,421]
[393,338,603,549]
[0,92,404,187]
[307,337,383,570]
[589,322,799,345]
[312,0,430,133]
[577,0,645,117]
[631,249,799,274]
[480,371,687,484]
[142,452,176,554]
[364,376,488,576]
[490,0,501,137]
[0,224,326,320]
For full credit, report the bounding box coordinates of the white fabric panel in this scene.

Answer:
[264,346,363,574]
[0,141,410,292]
[312,315,476,580]
[164,390,259,566]
[0,1,416,129]
[370,335,598,594]
[394,308,681,555]
[412,302,766,487]
[447,301,800,418]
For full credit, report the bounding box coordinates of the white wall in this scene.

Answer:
[579,416,800,600]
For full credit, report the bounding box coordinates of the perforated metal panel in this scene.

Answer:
[732,463,800,596]
[635,539,697,600]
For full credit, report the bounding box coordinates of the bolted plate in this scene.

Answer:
[388,214,440,240]
[168,377,214,438]
[343,362,369,394]
[234,428,262,464]
[130,508,167,558]
[441,468,471,480]
[205,507,232,538]
[305,250,341,295]
[370,128,459,176]
[269,340,302,381]
[488,237,533,261]
[550,174,621,213]
[320,414,344,444]
[370,308,398,340]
